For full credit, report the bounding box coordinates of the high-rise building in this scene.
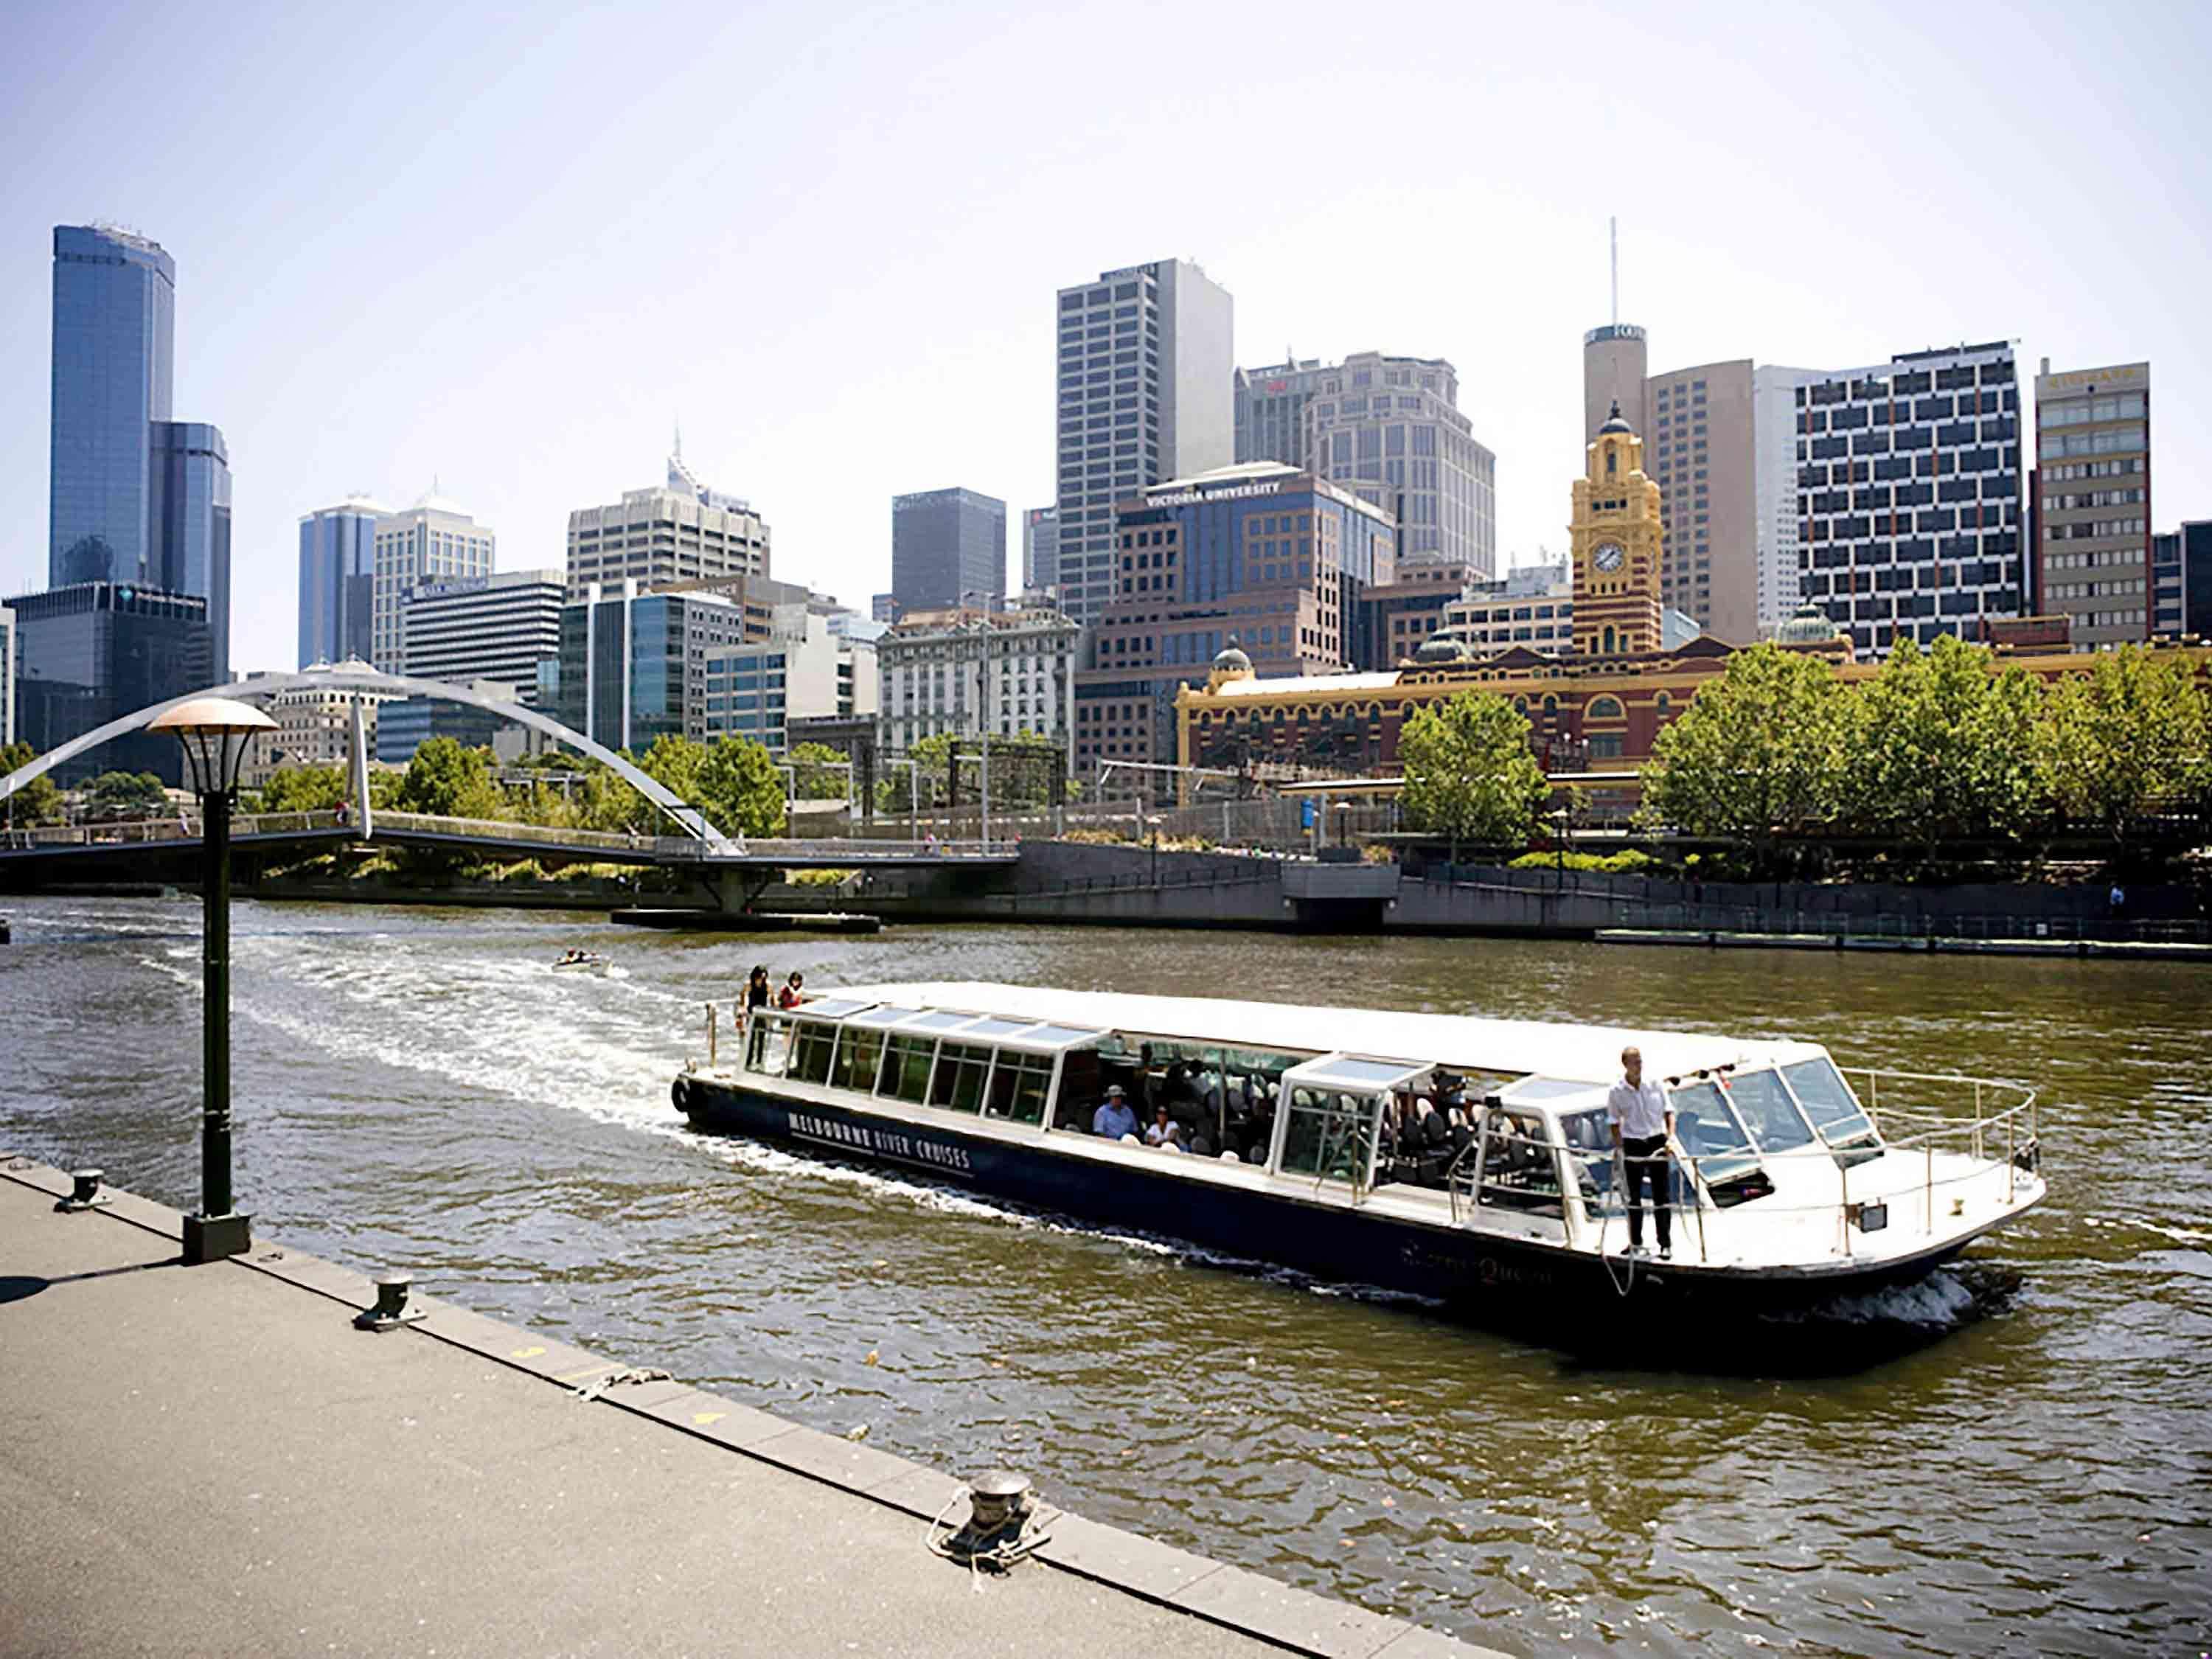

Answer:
[703,612,879,755]
[0,605,15,745]
[554,584,752,751]
[1021,506,1060,593]
[2034,360,2151,650]
[1074,462,1396,777]
[1642,362,1752,641]
[1054,259,1234,627]
[1753,366,1823,633]
[48,226,232,682]
[1795,341,2026,656]
[2151,521,2212,641]
[7,582,211,785]
[876,605,1080,754]
[397,568,565,700]
[297,498,387,669]
[371,496,495,671]
[565,453,770,600]
[49,226,174,590]
[150,421,232,684]
[1237,352,1495,575]
[891,488,1006,613]
[1582,324,1649,446]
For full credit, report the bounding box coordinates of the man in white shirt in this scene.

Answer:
[1607,1045,1674,1259]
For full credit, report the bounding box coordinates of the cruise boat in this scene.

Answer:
[669,981,2045,1316]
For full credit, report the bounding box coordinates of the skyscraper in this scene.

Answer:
[397,568,565,698]
[48,225,231,682]
[49,226,174,589]
[0,605,15,745]
[1642,361,1753,641]
[1753,366,1823,632]
[1582,324,1649,447]
[298,498,388,668]
[1054,260,1234,627]
[372,497,495,671]
[2034,359,2151,650]
[150,421,232,684]
[7,583,211,785]
[1021,505,1060,593]
[564,453,771,600]
[1795,341,2025,655]
[891,487,1006,612]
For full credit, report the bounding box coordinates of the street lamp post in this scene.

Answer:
[150,697,277,1265]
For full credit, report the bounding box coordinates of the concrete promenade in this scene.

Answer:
[0,1159,1496,1659]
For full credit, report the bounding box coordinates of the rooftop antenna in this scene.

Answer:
[673,419,683,462]
[1610,217,1618,327]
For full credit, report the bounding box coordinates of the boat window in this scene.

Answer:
[1301,1056,1423,1091]
[1277,1087,1377,1188]
[928,1042,993,1114]
[880,1034,936,1104]
[832,1025,887,1093]
[788,1021,838,1086]
[1724,1069,1815,1154]
[1781,1059,1879,1154]
[961,1016,1034,1039]
[1051,1048,1105,1132]
[1666,1082,1766,1199]
[1476,1108,1563,1216]
[911,1011,974,1032]
[984,1051,1054,1126]
[745,1014,792,1077]
[1501,1077,1593,1102]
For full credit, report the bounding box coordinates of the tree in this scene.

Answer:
[696,737,787,837]
[0,742,66,827]
[787,742,849,802]
[1639,644,1848,872]
[393,738,504,820]
[2036,645,2210,864]
[257,765,349,814]
[1846,636,2043,866]
[81,770,174,821]
[1398,691,1548,855]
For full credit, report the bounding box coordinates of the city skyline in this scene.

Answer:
[3,0,2210,676]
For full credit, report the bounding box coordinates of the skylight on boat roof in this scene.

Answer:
[1290,1054,1427,1091]
[793,998,874,1021]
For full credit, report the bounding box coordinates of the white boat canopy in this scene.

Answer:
[826,981,1826,1085]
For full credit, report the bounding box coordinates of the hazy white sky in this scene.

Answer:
[4,0,2208,672]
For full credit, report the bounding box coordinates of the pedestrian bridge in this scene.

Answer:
[0,810,1020,871]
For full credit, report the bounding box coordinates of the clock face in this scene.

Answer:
[1593,541,1626,573]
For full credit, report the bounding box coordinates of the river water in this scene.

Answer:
[3,894,2206,1657]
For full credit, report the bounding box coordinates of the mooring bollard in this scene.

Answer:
[54,1168,111,1213]
[353,1271,426,1332]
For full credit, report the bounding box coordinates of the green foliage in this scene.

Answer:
[695,737,787,838]
[393,738,504,820]
[2037,645,2211,859]
[0,741,66,826]
[81,770,174,821]
[1507,848,1657,874]
[787,742,849,801]
[1398,692,1548,849]
[1639,644,1848,870]
[1846,636,2042,860]
[256,765,349,814]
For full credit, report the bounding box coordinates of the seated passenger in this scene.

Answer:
[1092,1085,1138,1141]
[1417,1099,1450,1152]
[1447,1105,1475,1157]
[1144,1105,1183,1149]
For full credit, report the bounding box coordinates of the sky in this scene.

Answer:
[4,0,2209,674]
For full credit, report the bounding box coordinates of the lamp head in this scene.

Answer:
[149,698,278,798]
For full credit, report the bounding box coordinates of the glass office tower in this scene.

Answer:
[151,421,232,684]
[299,498,386,667]
[49,226,175,588]
[7,583,212,786]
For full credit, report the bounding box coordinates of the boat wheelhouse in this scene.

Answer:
[672,981,2044,1315]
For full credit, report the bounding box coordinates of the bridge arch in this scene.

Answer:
[0,667,737,853]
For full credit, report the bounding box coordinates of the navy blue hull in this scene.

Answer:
[670,1075,1970,1327]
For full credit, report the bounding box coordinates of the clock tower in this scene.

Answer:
[1571,401,1665,657]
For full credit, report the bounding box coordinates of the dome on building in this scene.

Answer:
[1206,638,1255,689]
[1597,399,1633,437]
[1773,600,1843,645]
[1413,634,1471,664]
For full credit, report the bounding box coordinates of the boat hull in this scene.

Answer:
[671,1074,1979,1324]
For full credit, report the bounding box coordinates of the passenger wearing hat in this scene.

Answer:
[1092,1084,1138,1141]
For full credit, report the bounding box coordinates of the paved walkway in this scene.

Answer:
[0,1160,1496,1659]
